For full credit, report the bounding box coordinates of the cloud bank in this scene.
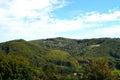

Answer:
[0,0,120,42]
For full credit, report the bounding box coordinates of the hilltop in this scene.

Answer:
[31,37,120,58]
[0,37,120,80]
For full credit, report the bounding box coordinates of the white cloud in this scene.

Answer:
[82,10,120,22]
[0,0,120,42]
[0,0,66,21]
[0,0,69,41]
[93,26,120,36]
[70,26,120,39]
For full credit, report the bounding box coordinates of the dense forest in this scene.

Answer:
[0,37,120,80]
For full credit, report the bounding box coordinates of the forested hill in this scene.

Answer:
[31,37,120,58]
[0,37,120,80]
[1,37,120,58]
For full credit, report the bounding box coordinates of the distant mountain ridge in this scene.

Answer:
[31,37,120,58]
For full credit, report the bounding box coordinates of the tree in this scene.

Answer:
[0,53,33,80]
[82,59,117,80]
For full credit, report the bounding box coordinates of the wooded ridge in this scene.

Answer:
[0,37,120,80]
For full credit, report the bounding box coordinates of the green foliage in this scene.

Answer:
[33,38,120,57]
[114,69,120,78]
[0,38,120,79]
[82,59,118,80]
[0,53,33,80]
[32,37,120,68]
[0,39,49,67]
[45,50,70,63]
[0,39,48,55]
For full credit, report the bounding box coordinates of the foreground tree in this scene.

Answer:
[82,59,118,80]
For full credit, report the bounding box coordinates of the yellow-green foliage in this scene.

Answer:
[46,50,70,61]
[82,59,118,80]
[0,52,32,80]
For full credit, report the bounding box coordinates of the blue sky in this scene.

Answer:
[0,0,120,42]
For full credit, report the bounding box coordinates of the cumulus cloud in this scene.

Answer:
[0,0,120,42]
[0,0,68,41]
[69,25,120,39]
[82,10,120,22]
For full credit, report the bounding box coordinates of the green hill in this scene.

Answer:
[0,39,50,67]
[31,37,120,58]
[0,37,120,80]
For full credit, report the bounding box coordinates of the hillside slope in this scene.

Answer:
[0,39,50,67]
[31,37,120,58]
[0,38,120,79]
